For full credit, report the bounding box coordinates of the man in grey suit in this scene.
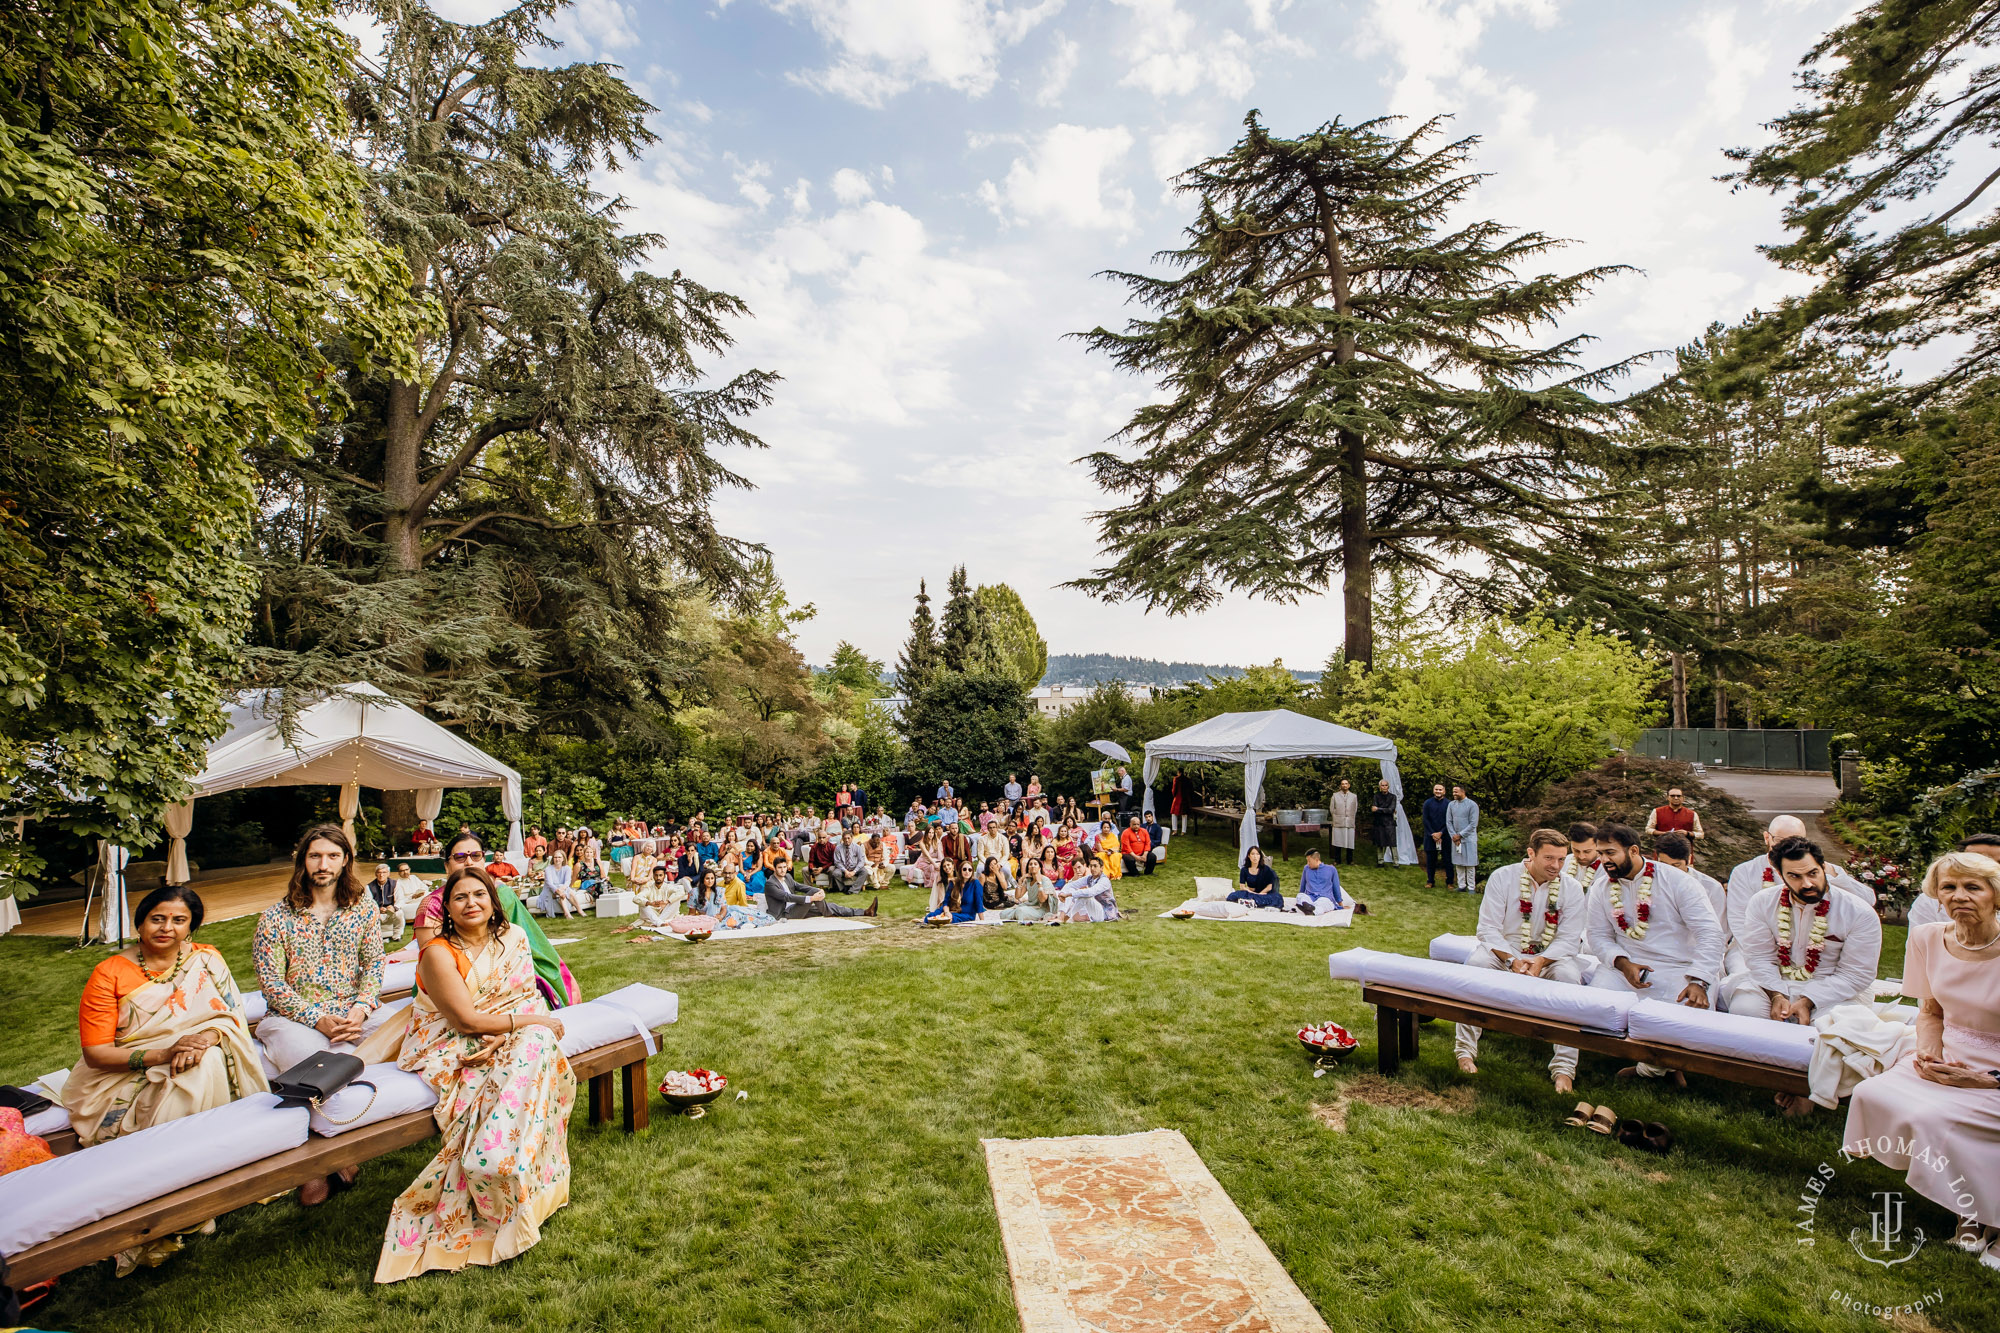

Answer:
[763,854,875,920]
[829,831,870,894]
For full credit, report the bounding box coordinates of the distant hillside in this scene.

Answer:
[1041,653,1321,688]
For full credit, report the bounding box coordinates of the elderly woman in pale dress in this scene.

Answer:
[1844,851,2000,1268]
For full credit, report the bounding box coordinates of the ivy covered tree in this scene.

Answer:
[0,0,421,881]
[975,584,1049,688]
[248,0,774,744]
[1073,113,1639,668]
[895,579,940,695]
[1727,0,2000,396]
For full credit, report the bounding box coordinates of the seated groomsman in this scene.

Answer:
[1652,832,1732,970]
[1454,829,1588,1095]
[1721,836,1882,1114]
[1587,822,1726,1086]
[1725,817,1875,950]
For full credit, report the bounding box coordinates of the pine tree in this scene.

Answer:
[938,565,984,674]
[1071,113,1637,669]
[896,580,940,694]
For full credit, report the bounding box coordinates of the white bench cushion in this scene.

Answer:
[309,1063,439,1137]
[1429,933,1479,965]
[1329,948,1634,1035]
[0,1093,309,1256]
[383,960,418,994]
[558,983,678,1059]
[241,990,268,1025]
[24,1104,71,1140]
[1626,998,1817,1072]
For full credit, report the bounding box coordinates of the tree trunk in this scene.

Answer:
[1713,664,1728,729]
[380,789,417,852]
[381,380,425,577]
[1669,651,1689,729]
[1339,428,1373,669]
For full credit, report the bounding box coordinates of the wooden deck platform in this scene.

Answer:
[12,865,296,938]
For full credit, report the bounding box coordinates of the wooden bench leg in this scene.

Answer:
[1377,1005,1401,1075]
[621,1056,648,1132]
[589,1070,615,1126]
[1398,1008,1419,1060]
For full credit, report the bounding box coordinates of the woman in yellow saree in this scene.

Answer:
[64,886,267,1147]
[377,866,575,1284]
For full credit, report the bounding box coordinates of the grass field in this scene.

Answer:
[4,831,1993,1332]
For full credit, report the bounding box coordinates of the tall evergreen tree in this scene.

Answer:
[938,565,986,674]
[896,579,940,695]
[1727,0,2000,396]
[1072,113,1637,668]
[248,0,773,739]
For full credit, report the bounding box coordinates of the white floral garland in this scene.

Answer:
[1775,888,1832,981]
[1516,862,1559,954]
[1606,862,1655,940]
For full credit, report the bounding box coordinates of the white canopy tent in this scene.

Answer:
[1140,709,1417,864]
[96,683,524,945]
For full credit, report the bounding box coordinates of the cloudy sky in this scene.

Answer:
[404,0,1856,671]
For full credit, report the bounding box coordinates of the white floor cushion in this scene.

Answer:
[24,1104,71,1140]
[0,1093,309,1256]
[1429,933,1479,965]
[558,983,679,1060]
[1193,876,1232,901]
[1626,998,1817,1072]
[308,1063,438,1136]
[1328,949,1634,1035]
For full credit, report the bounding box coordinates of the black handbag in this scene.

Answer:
[0,1085,52,1117]
[269,1051,376,1123]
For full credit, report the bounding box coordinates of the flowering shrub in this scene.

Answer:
[1847,852,1916,909]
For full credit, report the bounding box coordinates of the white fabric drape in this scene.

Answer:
[415,787,444,821]
[1239,760,1268,861]
[96,841,130,946]
[338,781,361,850]
[163,800,195,885]
[1380,759,1418,864]
[502,778,525,861]
[0,893,19,937]
[1141,756,1160,819]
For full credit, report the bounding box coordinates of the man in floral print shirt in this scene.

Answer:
[253,824,390,1082]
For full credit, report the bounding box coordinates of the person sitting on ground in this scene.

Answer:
[63,885,267,1273]
[1228,845,1284,910]
[982,854,1017,908]
[828,830,870,894]
[537,849,583,919]
[925,858,986,925]
[996,860,1057,922]
[1055,856,1118,923]
[1095,821,1125,880]
[633,863,686,928]
[1452,829,1589,1094]
[763,852,875,920]
[1295,847,1360,915]
[1721,836,1883,1064]
[377,867,573,1284]
[1843,849,2000,1261]
[1587,822,1726,1085]
[1119,816,1155,877]
[368,862,405,941]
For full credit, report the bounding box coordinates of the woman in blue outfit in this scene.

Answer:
[925,858,986,924]
[1227,845,1284,910]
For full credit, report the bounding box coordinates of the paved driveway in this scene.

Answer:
[1699,768,1837,817]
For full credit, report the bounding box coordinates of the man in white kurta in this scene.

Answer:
[1329,780,1359,863]
[1724,816,1875,952]
[1654,832,1732,969]
[1587,823,1727,1082]
[1721,838,1882,1022]
[1453,830,1589,1092]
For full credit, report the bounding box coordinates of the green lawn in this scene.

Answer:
[4,832,1991,1332]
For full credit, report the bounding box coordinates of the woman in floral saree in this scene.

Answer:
[65,886,266,1147]
[377,866,574,1284]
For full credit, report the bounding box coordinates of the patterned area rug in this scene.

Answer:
[982,1129,1329,1333]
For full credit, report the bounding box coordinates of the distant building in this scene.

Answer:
[1029,682,1154,718]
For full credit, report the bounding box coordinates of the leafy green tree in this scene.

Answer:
[820,641,887,700]
[898,673,1032,798]
[1072,113,1637,668]
[974,584,1049,688]
[1727,0,2000,396]
[895,579,940,695]
[1336,617,1663,810]
[0,0,421,883]
[1032,683,1142,800]
[248,0,773,736]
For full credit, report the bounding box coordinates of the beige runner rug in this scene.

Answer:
[982,1129,1330,1333]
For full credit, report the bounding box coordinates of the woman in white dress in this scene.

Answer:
[1844,851,2000,1267]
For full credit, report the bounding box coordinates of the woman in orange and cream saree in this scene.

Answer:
[376,867,575,1284]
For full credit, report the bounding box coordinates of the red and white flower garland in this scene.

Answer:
[1774,888,1831,981]
[1516,862,1559,954]
[1606,862,1655,940]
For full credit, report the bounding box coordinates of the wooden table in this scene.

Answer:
[1186,807,1323,859]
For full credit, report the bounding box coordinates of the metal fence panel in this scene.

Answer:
[1631,728,1833,770]
[1698,730,1729,765]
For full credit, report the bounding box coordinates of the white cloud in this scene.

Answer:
[831,167,876,204]
[732,158,774,208]
[1034,33,1081,106]
[786,177,813,214]
[1246,0,1293,33]
[679,99,716,124]
[546,0,639,58]
[764,0,1065,107]
[1694,8,1769,122]
[1114,0,1255,98]
[979,124,1136,229]
[1358,0,1559,117]
[1148,122,1221,184]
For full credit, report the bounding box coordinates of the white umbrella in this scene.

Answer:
[1089,740,1131,763]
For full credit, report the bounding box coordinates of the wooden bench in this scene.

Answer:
[6,1028,661,1286]
[1363,983,1811,1095]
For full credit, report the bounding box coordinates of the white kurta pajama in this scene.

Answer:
[1587,860,1727,1077]
[1720,885,1882,1019]
[1454,863,1589,1078]
[1725,855,1875,942]
[1329,791,1359,851]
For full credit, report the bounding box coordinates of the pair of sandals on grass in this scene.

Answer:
[1564,1102,1673,1152]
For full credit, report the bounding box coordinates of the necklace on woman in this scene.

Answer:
[1953,922,2000,952]
[138,943,187,983]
